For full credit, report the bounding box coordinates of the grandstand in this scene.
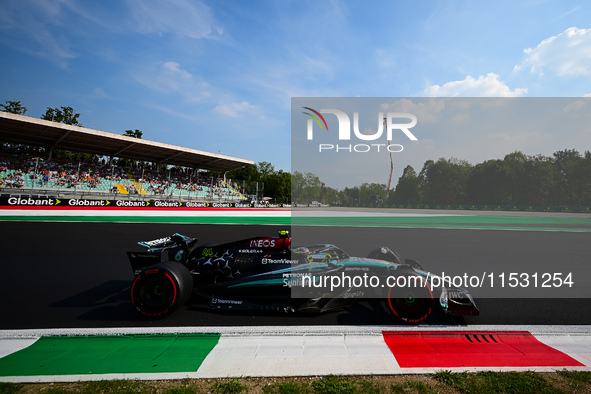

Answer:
[0,112,253,202]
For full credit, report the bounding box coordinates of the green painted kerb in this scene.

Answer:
[0,334,220,377]
[292,215,591,232]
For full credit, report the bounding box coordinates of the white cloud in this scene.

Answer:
[375,47,397,69]
[163,61,192,79]
[380,98,446,123]
[125,0,223,39]
[424,73,527,97]
[563,100,587,113]
[134,61,210,102]
[213,101,258,118]
[515,27,591,77]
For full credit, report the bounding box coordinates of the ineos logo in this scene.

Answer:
[249,239,276,248]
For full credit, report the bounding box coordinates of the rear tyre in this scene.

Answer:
[387,273,434,323]
[131,262,193,319]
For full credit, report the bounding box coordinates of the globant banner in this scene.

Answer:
[0,196,291,209]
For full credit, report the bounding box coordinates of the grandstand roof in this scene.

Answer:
[0,112,254,172]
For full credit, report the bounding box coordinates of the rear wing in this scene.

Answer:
[138,233,196,251]
[128,233,198,275]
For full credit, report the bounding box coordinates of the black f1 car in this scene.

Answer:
[127,231,479,323]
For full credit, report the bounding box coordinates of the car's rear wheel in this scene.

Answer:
[131,262,193,319]
[387,273,434,323]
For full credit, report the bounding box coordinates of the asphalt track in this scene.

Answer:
[1,221,590,329]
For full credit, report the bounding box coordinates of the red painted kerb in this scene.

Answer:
[383,331,584,368]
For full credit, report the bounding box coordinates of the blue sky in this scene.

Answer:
[1,1,591,181]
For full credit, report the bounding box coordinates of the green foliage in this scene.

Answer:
[390,380,434,393]
[123,129,143,139]
[297,149,591,207]
[262,381,311,393]
[357,380,382,394]
[264,170,291,203]
[211,378,246,394]
[311,375,357,394]
[226,164,259,182]
[41,106,82,126]
[0,100,27,115]
[4,373,591,393]
[558,369,591,392]
[291,171,333,205]
[389,165,419,204]
[163,386,200,394]
[84,380,147,394]
[434,370,467,386]
[558,369,591,384]
[227,162,291,203]
[434,371,563,394]
[0,382,23,394]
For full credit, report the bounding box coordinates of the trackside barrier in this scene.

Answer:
[3,195,589,213]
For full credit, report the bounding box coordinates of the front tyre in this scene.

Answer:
[387,273,434,323]
[131,263,193,319]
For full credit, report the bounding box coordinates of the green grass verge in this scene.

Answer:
[2,371,590,393]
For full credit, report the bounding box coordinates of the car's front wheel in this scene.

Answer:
[387,273,434,323]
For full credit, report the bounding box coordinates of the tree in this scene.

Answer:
[41,106,82,126]
[40,106,92,161]
[502,151,528,205]
[291,171,305,203]
[420,158,471,205]
[1,100,29,153]
[124,129,143,139]
[342,186,361,206]
[0,100,27,115]
[551,149,583,205]
[580,151,591,206]
[465,159,509,205]
[303,172,324,203]
[359,183,386,205]
[226,164,260,182]
[290,171,336,204]
[257,161,275,180]
[391,165,420,204]
[264,170,291,203]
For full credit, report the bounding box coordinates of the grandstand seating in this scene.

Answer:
[1,166,246,202]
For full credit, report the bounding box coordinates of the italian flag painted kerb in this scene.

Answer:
[0,330,589,381]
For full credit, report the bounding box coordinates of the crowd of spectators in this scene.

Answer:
[1,156,107,189]
[0,153,243,200]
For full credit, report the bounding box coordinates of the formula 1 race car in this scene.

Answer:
[127,231,479,323]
